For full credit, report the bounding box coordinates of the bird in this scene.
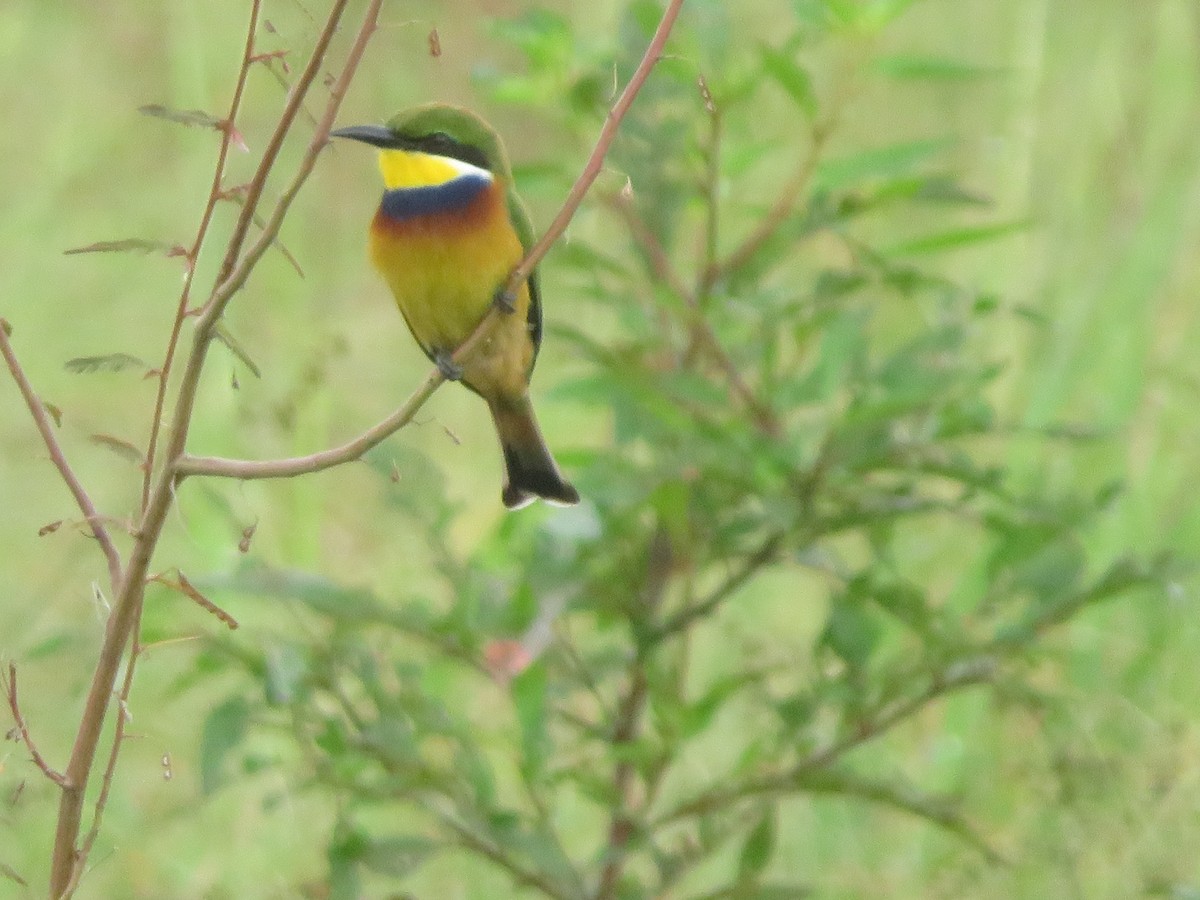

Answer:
[330,103,579,510]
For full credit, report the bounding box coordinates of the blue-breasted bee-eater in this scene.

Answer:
[331,104,579,509]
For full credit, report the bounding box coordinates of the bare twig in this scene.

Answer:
[176,357,445,479]
[653,657,999,827]
[3,663,67,787]
[48,3,375,894]
[436,812,574,900]
[646,533,783,645]
[69,609,144,897]
[700,118,834,289]
[594,526,673,900]
[507,0,685,295]
[0,321,122,594]
[141,0,263,511]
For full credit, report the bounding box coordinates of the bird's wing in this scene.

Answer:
[506,188,544,370]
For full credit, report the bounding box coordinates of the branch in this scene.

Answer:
[653,657,998,827]
[594,526,673,900]
[507,0,686,294]
[140,0,263,512]
[436,812,574,900]
[176,366,444,479]
[700,117,835,289]
[646,533,783,646]
[47,3,376,895]
[3,663,66,787]
[0,321,122,594]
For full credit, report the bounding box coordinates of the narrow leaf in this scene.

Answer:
[64,238,187,257]
[886,219,1029,256]
[760,45,817,117]
[874,54,1005,81]
[138,103,223,129]
[358,835,439,878]
[199,695,249,794]
[0,862,28,887]
[89,433,145,465]
[815,138,954,191]
[213,324,263,378]
[42,400,63,426]
[738,809,777,879]
[64,353,147,374]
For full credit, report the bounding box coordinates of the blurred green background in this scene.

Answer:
[1,0,1198,896]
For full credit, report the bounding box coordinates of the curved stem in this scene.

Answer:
[0,322,122,594]
[141,0,263,513]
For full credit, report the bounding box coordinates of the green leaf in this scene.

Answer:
[358,835,439,878]
[138,103,223,129]
[199,695,249,794]
[822,597,881,669]
[814,138,954,191]
[874,54,1005,81]
[89,433,145,465]
[886,219,1030,256]
[738,809,778,879]
[213,323,263,378]
[760,45,817,117]
[64,353,147,374]
[263,643,308,705]
[511,663,551,777]
[63,238,186,257]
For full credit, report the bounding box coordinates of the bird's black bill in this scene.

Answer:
[329,124,399,148]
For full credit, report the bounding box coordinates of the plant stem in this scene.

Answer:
[46,3,373,893]
[141,0,262,513]
[0,322,122,594]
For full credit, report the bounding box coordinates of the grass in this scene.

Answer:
[1,0,1198,896]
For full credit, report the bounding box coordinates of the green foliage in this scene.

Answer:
[174,4,1179,898]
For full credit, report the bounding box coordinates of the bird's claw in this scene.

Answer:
[492,288,517,314]
[435,351,463,381]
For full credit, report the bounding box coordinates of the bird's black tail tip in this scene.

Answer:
[502,472,580,510]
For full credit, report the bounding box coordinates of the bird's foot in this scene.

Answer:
[434,351,463,381]
[492,288,517,314]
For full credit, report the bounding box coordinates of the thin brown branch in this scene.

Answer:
[0,321,122,594]
[609,192,780,436]
[436,812,574,900]
[48,3,374,894]
[207,0,353,303]
[3,663,67,787]
[594,526,672,900]
[69,608,145,896]
[646,533,784,646]
[700,118,834,289]
[506,0,685,294]
[176,365,444,479]
[141,0,263,512]
[653,657,998,827]
[606,190,693,304]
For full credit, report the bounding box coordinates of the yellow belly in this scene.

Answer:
[368,195,534,400]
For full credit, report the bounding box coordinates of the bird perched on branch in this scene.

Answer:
[331,104,578,509]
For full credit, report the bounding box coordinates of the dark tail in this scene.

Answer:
[488,395,579,510]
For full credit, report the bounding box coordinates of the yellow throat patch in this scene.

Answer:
[376,148,493,190]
